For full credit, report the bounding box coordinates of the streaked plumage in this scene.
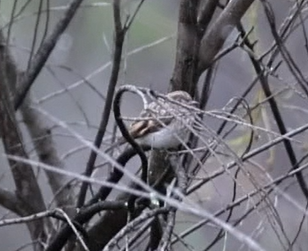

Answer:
[110,90,198,150]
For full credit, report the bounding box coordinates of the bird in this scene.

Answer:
[108,90,199,151]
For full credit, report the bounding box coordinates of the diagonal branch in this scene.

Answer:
[0,36,48,251]
[258,0,308,200]
[197,0,218,31]
[77,0,126,208]
[0,188,23,215]
[1,27,75,213]
[14,0,84,110]
[0,36,46,215]
[198,0,255,72]
[21,98,75,211]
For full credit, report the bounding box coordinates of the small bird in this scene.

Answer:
[109,90,198,151]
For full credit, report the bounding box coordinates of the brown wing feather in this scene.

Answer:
[129,115,174,139]
[128,90,194,139]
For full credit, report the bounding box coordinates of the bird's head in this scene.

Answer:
[167,90,199,107]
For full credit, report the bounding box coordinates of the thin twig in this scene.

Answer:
[14,0,84,110]
[77,0,127,208]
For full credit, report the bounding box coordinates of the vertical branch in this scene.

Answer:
[77,0,126,208]
[2,22,75,213]
[170,0,201,94]
[259,0,308,200]
[0,33,48,251]
[21,98,75,212]
[165,2,254,248]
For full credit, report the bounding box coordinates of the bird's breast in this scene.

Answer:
[136,124,189,149]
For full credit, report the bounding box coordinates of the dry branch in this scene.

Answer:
[198,0,255,72]
[0,35,48,251]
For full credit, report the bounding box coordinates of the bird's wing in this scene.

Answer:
[128,94,195,139]
[129,113,174,139]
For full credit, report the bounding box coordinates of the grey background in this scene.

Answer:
[0,0,307,250]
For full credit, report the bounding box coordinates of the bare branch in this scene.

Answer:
[0,36,46,216]
[21,97,75,212]
[1,25,74,214]
[171,0,200,94]
[14,0,84,110]
[0,188,22,215]
[261,0,308,96]
[198,0,255,72]
[238,15,308,200]
[0,31,48,251]
[0,209,56,227]
[77,0,127,208]
[103,208,169,251]
[197,0,218,30]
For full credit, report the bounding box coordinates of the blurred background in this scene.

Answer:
[0,0,308,250]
